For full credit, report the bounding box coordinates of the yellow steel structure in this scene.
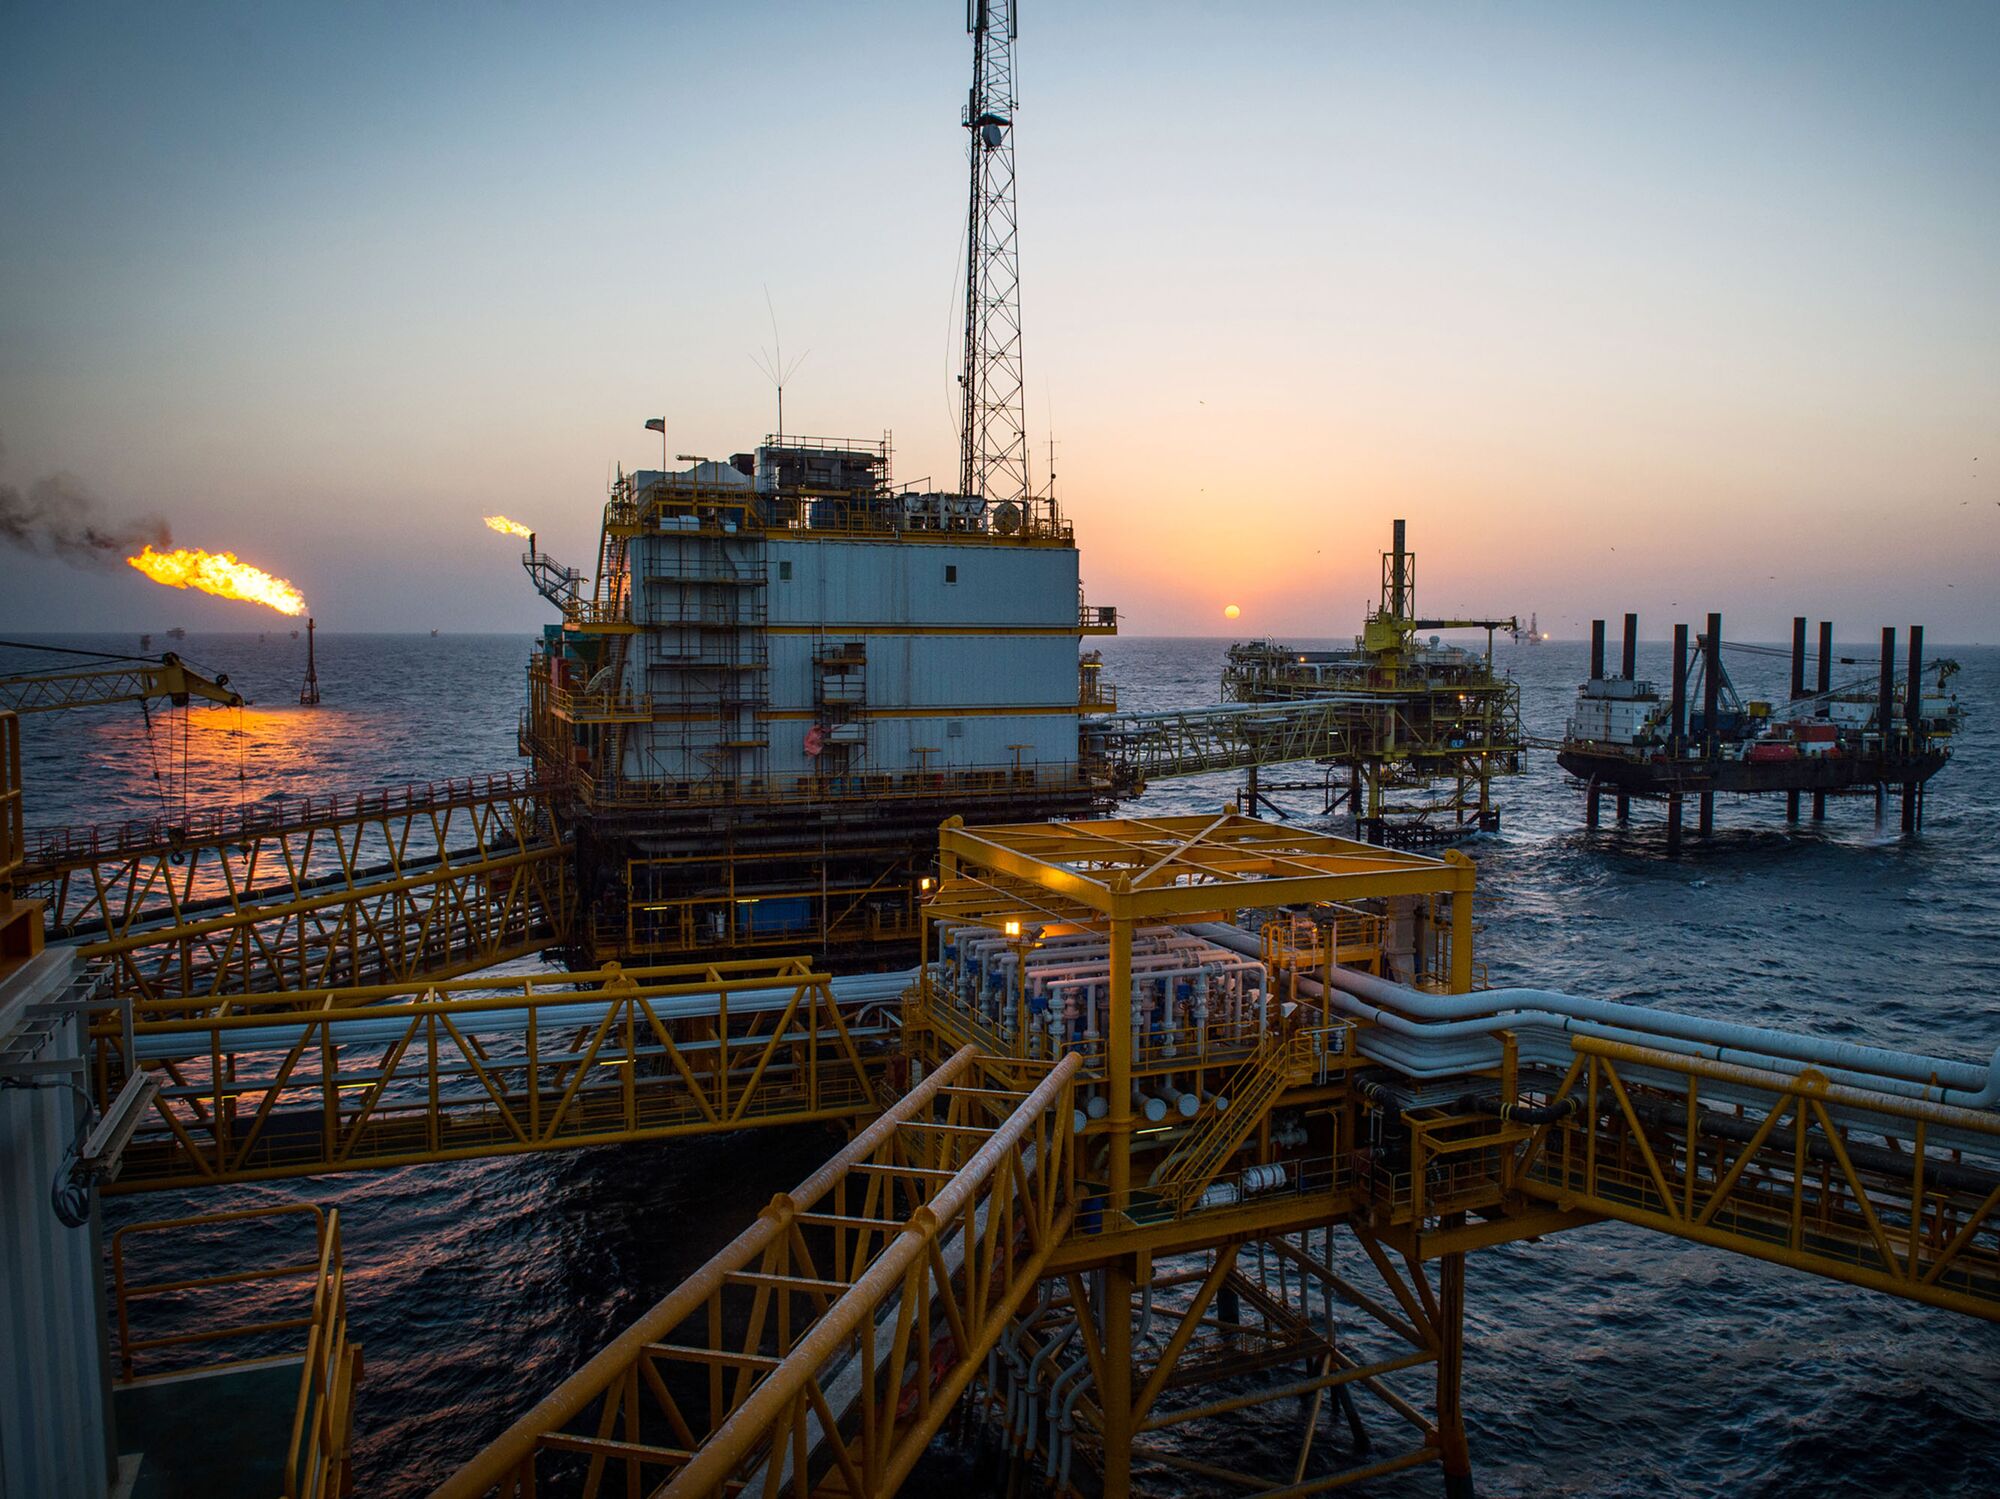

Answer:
[96,958,892,1192]
[0,651,243,715]
[1510,1035,2000,1318]
[0,710,39,974]
[1214,520,1523,842]
[49,807,1995,1497]
[111,1202,358,1498]
[902,813,1497,1499]
[19,773,570,1000]
[433,811,2000,1499]
[432,1044,1079,1499]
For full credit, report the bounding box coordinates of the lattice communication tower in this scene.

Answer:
[959,0,1028,506]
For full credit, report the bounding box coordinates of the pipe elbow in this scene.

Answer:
[1942,1045,2000,1109]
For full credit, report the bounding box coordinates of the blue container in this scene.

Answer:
[737,897,814,938]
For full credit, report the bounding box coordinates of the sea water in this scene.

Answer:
[7,630,1998,1497]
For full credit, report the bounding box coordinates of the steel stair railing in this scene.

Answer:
[431,1044,1082,1499]
[1147,1028,1324,1214]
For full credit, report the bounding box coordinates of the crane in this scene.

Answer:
[0,644,242,716]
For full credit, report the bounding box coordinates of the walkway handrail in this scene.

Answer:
[429,1043,983,1499]
[110,1202,327,1378]
[664,1050,1082,1497]
[283,1207,356,1499]
[22,769,548,873]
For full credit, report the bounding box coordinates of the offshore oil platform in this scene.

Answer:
[1560,612,1961,850]
[1219,519,1522,846]
[8,745,2000,1499]
[1,7,1997,1499]
[514,434,1114,971]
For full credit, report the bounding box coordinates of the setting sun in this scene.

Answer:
[1223,604,1241,619]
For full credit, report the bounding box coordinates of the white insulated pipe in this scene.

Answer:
[133,969,916,1063]
[1193,923,2000,1111]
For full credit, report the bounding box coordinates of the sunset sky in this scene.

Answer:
[2,2,1995,639]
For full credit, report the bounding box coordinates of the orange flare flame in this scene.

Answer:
[126,545,307,616]
[484,515,534,540]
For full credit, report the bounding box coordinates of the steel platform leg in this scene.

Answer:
[1438,1250,1475,1499]
[1101,1259,1135,1499]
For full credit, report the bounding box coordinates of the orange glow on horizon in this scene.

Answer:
[126,545,307,616]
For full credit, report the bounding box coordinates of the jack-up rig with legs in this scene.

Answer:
[1559,611,1960,851]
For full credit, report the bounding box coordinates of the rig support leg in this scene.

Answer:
[1437,1250,1475,1499]
[1586,780,1599,829]
[1102,1259,1136,1499]
[1666,793,1682,856]
[1786,789,1799,822]
[1698,791,1713,837]
[1616,789,1629,826]
[1812,620,1833,824]
[1902,778,1917,834]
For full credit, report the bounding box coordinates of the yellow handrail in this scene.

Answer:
[110,1203,358,1498]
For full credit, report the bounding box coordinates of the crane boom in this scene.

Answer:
[0,653,242,715]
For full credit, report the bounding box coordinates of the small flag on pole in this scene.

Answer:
[644,418,666,434]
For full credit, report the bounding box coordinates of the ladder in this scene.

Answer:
[1147,1026,1338,1214]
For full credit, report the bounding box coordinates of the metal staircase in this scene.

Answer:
[1146,1026,1340,1214]
[521,547,584,619]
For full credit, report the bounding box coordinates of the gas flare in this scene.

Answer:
[483,515,534,540]
[126,545,307,616]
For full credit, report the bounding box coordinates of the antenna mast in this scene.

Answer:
[959,0,1027,506]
